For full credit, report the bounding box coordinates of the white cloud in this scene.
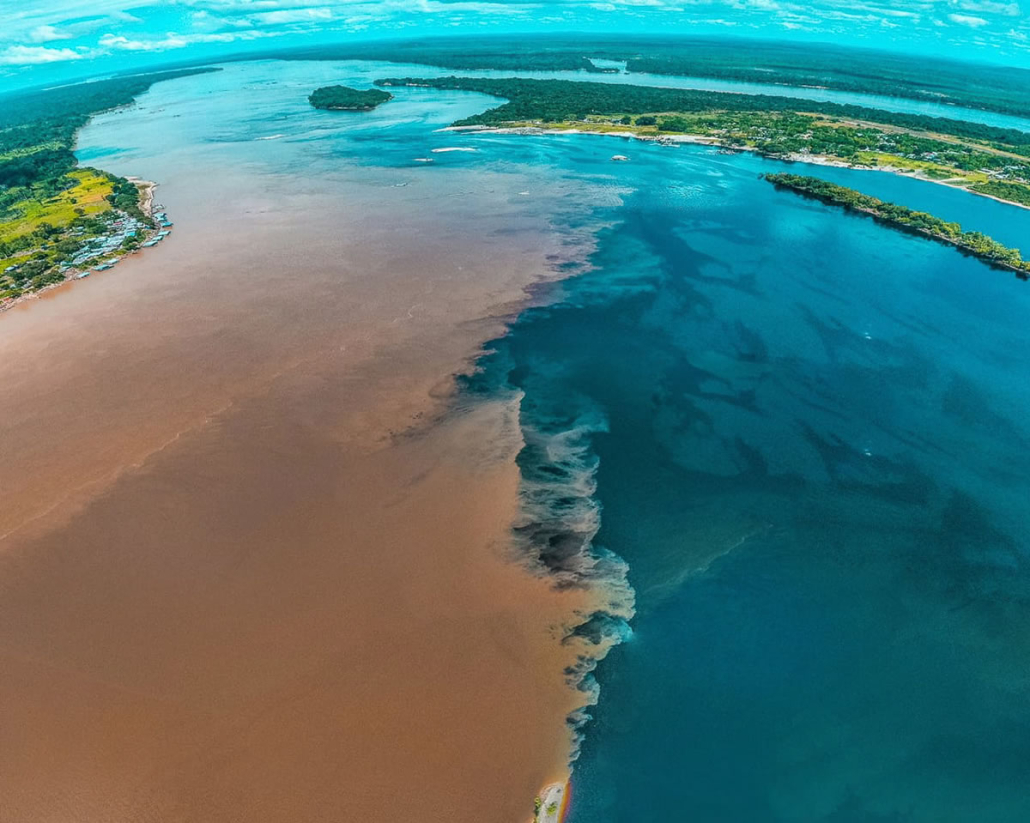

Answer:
[953,0,1020,16]
[99,28,278,52]
[27,25,76,43]
[948,12,990,25]
[15,10,146,47]
[251,7,335,24]
[3,0,1030,82]
[0,45,86,65]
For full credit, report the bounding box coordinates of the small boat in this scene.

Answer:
[611,154,629,162]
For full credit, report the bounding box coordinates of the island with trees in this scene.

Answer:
[308,85,393,111]
[375,76,1030,208]
[764,173,1030,279]
[0,68,217,308]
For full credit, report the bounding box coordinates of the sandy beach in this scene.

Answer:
[536,782,569,823]
[128,176,158,218]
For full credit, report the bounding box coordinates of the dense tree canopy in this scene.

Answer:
[376,76,1030,149]
[308,85,393,111]
[236,36,1030,118]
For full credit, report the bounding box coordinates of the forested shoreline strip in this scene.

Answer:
[377,76,1030,209]
[207,36,1030,119]
[764,173,1030,280]
[375,76,1030,149]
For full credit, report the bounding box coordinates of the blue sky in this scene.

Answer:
[3,0,1030,89]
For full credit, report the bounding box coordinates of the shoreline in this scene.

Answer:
[446,124,1030,212]
[765,172,1030,280]
[0,178,166,316]
[128,176,158,219]
[535,782,569,823]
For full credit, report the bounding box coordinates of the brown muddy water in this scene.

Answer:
[0,60,615,822]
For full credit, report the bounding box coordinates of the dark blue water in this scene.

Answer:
[470,139,1030,822]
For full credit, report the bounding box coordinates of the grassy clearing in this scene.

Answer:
[850,151,986,180]
[0,169,114,246]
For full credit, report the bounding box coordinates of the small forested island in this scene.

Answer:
[377,77,1030,208]
[765,173,1030,280]
[308,85,392,111]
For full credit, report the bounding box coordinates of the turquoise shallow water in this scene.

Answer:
[469,138,1030,821]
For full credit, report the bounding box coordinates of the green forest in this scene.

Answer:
[309,85,393,111]
[617,38,1030,119]
[376,76,1030,148]
[242,35,612,74]
[765,173,1030,278]
[239,35,1030,118]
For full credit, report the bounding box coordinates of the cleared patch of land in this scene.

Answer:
[1,169,114,245]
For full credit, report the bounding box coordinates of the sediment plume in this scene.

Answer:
[0,65,614,823]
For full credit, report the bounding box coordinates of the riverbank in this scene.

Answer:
[764,172,1030,279]
[446,124,1030,212]
[0,178,166,315]
[128,176,157,218]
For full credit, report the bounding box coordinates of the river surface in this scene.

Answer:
[467,137,1030,821]
[2,58,1029,822]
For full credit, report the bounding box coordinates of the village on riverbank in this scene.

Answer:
[0,180,173,313]
[0,69,215,314]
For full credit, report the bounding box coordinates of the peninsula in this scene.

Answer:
[308,85,392,111]
[377,77,1030,209]
[765,172,1030,279]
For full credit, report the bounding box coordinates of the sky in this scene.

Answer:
[2,0,1030,89]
